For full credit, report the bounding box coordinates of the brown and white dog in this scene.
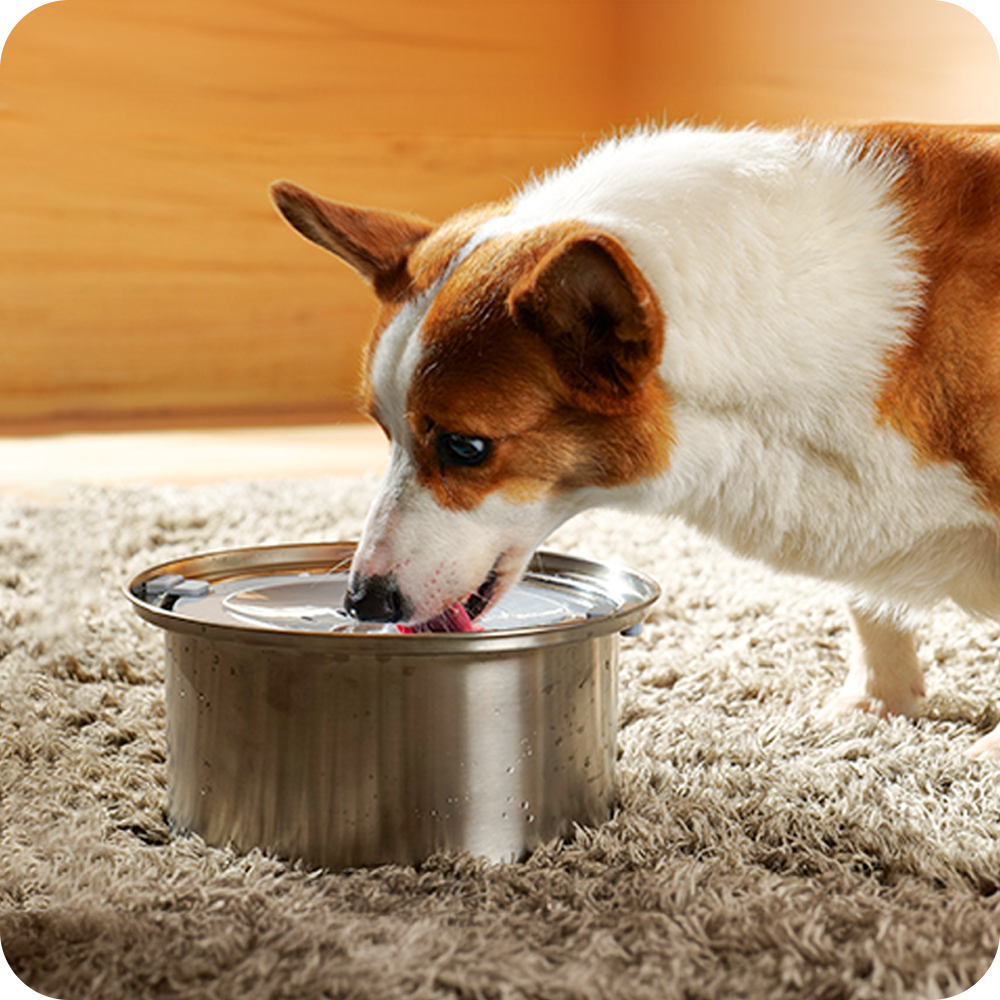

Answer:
[271,123,1000,758]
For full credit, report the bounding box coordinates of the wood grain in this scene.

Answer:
[0,0,996,433]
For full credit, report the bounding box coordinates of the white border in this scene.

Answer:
[0,0,56,57]
[0,1,996,998]
[927,9,1000,998]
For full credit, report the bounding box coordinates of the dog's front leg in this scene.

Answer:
[818,602,926,722]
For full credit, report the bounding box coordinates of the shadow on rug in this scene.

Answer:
[1,478,998,1000]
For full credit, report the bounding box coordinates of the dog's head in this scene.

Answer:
[271,181,671,628]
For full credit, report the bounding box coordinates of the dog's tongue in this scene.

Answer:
[398,601,482,634]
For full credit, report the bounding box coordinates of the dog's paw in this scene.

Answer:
[966,727,1000,760]
[816,686,924,724]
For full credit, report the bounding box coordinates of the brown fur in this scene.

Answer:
[859,124,1000,514]
[269,181,432,301]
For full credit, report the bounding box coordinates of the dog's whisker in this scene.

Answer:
[326,555,353,576]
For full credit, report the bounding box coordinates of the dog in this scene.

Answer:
[271,122,1000,759]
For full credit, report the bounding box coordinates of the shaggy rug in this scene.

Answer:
[1,476,999,1000]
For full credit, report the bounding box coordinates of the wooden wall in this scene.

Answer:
[0,0,997,434]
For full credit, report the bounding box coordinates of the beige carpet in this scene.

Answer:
[1,476,998,999]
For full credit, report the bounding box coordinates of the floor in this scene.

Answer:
[0,423,389,501]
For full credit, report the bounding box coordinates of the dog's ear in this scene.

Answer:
[270,181,433,301]
[507,232,664,406]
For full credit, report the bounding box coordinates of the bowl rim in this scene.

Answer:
[124,541,661,653]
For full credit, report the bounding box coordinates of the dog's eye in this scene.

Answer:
[436,433,493,468]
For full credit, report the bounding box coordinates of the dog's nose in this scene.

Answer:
[345,573,408,623]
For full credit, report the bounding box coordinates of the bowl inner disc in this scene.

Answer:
[164,571,617,634]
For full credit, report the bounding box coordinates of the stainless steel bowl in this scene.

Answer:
[125,542,659,870]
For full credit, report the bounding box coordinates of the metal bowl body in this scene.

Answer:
[126,542,659,870]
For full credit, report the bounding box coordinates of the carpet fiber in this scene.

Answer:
[1,477,998,999]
